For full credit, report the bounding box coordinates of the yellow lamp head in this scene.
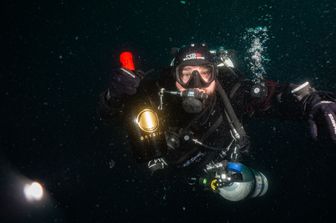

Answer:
[136,109,159,133]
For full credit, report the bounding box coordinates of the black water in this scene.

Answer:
[1,0,336,222]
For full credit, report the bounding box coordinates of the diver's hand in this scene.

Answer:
[307,100,336,144]
[109,68,142,96]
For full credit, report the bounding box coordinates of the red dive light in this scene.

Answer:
[119,51,135,71]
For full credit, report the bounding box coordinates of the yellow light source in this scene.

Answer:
[136,109,159,133]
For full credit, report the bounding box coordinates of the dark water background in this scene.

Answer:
[1,0,336,222]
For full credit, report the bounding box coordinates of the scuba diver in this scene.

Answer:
[98,44,336,201]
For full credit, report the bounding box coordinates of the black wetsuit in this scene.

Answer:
[98,66,300,171]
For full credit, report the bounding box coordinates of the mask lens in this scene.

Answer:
[178,66,194,84]
[198,65,213,83]
[178,65,214,85]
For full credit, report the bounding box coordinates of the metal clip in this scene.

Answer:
[158,88,165,110]
[230,146,239,161]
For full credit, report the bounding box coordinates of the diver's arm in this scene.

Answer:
[257,81,336,118]
[248,80,336,143]
[243,80,292,117]
[97,68,142,124]
[97,88,125,124]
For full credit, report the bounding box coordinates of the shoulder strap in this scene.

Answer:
[229,82,242,99]
[216,81,248,139]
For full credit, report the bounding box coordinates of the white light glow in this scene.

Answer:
[24,182,44,201]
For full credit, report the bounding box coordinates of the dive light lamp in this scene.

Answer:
[128,107,167,162]
[136,109,159,134]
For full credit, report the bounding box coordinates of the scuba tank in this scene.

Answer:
[200,161,268,201]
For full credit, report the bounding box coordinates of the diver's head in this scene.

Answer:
[173,43,217,95]
[171,43,217,113]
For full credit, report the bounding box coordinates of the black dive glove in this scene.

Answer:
[108,68,143,97]
[292,82,336,144]
[105,68,144,101]
[305,93,336,144]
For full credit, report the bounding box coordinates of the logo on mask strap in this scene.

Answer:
[183,53,205,61]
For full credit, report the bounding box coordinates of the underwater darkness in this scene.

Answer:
[1,0,336,222]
